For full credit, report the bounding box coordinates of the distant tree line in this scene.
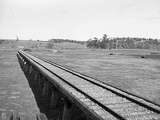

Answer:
[46,39,85,49]
[86,34,160,50]
[0,40,6,44]
[49,39,85,44]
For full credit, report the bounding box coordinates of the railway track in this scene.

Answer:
[18,50,160,120]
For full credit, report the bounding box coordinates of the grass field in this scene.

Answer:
[31,48,160,105]
[0,40,160,117]
[0,49,39,119]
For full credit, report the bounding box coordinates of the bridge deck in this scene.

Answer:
[17,50,160,120]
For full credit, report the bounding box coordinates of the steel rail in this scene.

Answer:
[18,50,160,120]
[18,51,120,120]
[17,52,106,120]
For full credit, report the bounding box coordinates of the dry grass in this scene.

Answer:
[0,49,39,118]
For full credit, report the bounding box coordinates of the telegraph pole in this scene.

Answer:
[16,35,19,41]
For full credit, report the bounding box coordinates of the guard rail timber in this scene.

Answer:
[17,50,160,120]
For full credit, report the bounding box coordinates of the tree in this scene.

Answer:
[86,37,100,48]
[100,34,109,49]
[125,38,135,49]
[46,40,54,49]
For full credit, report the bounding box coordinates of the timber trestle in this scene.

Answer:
[17,50,160,120]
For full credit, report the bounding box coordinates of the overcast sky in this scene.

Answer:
[1,0,160,41]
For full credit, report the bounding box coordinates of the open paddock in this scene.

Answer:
[31,48,160,106]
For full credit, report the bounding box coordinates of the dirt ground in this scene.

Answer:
[31,48,160,105]
[0,49,39,119]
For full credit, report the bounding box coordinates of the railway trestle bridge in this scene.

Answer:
[17,50,160,120]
